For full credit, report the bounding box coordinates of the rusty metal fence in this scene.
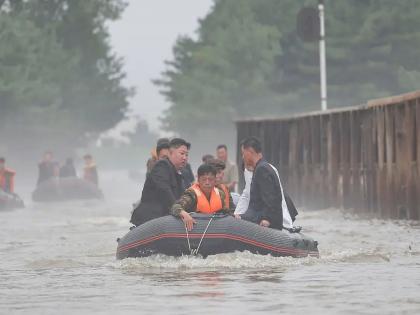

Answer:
[236,90,420,220]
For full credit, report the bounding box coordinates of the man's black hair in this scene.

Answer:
[202,154,214,163]
[240,136,262,153]
[216,144,227,151]
[197,163,217,177]
[206,158,226,171]
[169,138,191,150]
[0,157,5,163]
[156,138,169,146]
[156,140,170,155]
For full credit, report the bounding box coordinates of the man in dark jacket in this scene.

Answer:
[130,138,191,226]
[240,136,297,230]
[37,151,59,186]
[59,158,77,178]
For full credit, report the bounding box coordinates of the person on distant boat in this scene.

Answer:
[171,164,234,231]
[0,157,16,194]
[239,136,298,230]
[37,151,59,186]
[146,138,170,174]
[59,158,77,178]
[83,154,98,186]
[206,158,234,211]
[130,138,190,226]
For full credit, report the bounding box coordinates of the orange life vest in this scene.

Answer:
[191,183,223,214]
[0,168,15,193]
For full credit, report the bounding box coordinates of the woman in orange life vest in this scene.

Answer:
[0,157,16,194]
[170,164,235,231]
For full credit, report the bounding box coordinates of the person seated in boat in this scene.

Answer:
[206,158,234,211]
[239,136,298,231]
[59,158,77,178]
[171,164,234,231]
[37,151,59,186]
[0,157,16,194]
[130,138,190,227]
[83,154,98,186]
[146,138,170,174]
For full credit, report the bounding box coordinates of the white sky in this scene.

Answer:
[108,0,213,137]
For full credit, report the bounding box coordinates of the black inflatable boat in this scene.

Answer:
[32,177,103,202]
[116,213,319,259]
[0,189,24,210]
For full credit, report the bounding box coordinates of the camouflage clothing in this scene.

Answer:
[171,185,235,217]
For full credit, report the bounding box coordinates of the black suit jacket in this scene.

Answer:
[130,158,184,226]
[248,159,298,229]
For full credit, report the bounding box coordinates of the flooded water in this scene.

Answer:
[1,171,420,314]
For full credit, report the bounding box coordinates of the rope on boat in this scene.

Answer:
[184,215,215,256]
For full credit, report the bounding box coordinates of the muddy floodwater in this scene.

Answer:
[1,171,420,314]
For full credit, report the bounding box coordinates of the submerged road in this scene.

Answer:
[1,171,419,314]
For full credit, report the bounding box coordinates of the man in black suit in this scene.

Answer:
[130,138,191,226]
[240,136,298,230]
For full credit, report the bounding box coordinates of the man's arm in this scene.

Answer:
[170,190,197,231]
[170,190,197,217]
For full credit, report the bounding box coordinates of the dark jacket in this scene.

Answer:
[130,158,184,226]
[37,161,58,186]
[181,163,195,190]
[246,159,297,230]
[59,164,77,178]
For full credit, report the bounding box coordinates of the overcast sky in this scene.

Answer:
[108,0,213,136]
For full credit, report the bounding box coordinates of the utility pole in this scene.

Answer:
[319,0,328,110]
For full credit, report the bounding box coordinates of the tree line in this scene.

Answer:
[156,0,420,141]
[0,0,132,160]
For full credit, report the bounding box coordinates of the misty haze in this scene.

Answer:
[1,1,420,314]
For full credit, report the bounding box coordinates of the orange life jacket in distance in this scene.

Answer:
[0,168,15,193]
[191,183,223,214]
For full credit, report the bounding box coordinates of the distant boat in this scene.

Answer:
[32,177,103,202]
[0,189,24,210]
[116,213,319,259]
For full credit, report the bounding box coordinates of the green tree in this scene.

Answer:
[157,0,420,140]
[0,0,132,161]
[156,0,281,138]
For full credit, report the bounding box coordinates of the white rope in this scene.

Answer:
[184,223,192,254]
[192,215,214,256]
[184,214,215,256]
